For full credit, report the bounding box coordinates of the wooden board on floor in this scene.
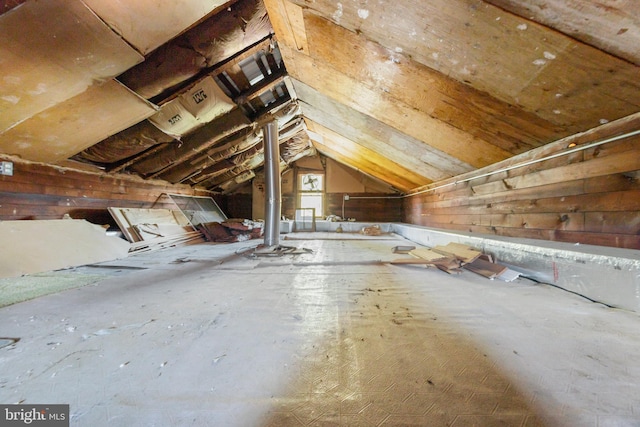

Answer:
[408,248,448,262]
[463,258,508,279]
[390,253,461,275]
[431,242,482,264]
[390,258,437,265]
[108,207,141,242]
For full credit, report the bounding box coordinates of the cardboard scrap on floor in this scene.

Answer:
[497,268,521,282]
[391,241,517,279]
[108,207,205,253]
[360,225,382,236]
[0,219,130,279]
[198,219,263,242]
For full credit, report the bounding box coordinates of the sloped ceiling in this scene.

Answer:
[0,0,638,194]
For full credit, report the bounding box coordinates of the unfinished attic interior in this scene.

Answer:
[1,0,640,425]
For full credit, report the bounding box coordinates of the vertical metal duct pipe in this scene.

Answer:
[262,120,281,247]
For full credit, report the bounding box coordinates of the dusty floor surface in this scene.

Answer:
[1,233,640,426]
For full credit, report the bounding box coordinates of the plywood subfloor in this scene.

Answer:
[0,233,639,426]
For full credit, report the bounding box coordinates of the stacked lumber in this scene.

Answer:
[391,241,519,280]
[108,207,205,253]
[199,219,263,242]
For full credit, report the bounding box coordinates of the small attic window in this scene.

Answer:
[299,173,324,218]
[300,173,323,191]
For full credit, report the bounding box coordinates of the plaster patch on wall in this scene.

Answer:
[1,95,20,105]
[357,9,369,19]
[517,23,528,31]
[27,83,48,96]
[333,3,343,22]
[543,51,556,60]
[532,59,547,66]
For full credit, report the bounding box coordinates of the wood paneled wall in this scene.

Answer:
[0,157,213,227]
[328,193,402,223]
[403,114,640,249]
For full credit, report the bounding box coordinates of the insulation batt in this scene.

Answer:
[130,109,251,175]
[118,0,273,99]
[76,121,174,164]
[156,108,303,183]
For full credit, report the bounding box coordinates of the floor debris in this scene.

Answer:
[393,241,515,278]
[198,219,262,242]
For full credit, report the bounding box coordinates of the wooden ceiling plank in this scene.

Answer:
[316,144,405,192]
[289,0,640,133]
[295,81,468,182]
[484,0,640,66]
[284,46,512,168]
[312,141,411,193]
[263,0,308,54]
[513,41,640,129]
[306,119,429,191]
[302,12,563,153]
